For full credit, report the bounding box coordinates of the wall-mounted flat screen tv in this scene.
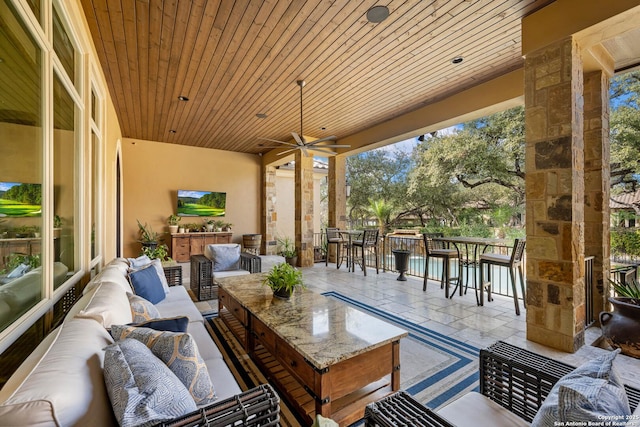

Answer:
[0,182,42,217]
[177,190,226,217]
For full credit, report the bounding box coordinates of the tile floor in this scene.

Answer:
[179,261,640,389]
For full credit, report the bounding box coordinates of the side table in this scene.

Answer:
[190,254,216,300]
[162,264,182,287]
[364,391,454,427]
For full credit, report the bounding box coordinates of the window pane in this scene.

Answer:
[0,0,43,332]
[53,74,75,282]
[25,0,43,26]
[52,4,75,86]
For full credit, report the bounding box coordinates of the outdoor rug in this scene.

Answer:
[204,292,481,425]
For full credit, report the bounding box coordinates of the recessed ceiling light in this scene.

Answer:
[178,95,189,101]
[366,5,389,23]
[256,113,268,119]
[169,129,177,134]
[451,56,464,64]
[320,126,327,131]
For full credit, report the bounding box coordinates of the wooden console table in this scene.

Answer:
[217,274,407,426]
[171,232,232,262]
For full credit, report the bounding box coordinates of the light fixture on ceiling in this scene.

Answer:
[451,56,464,64]
[367,5,389,23]
[178,95,189,101]
[169,129,177,134]
[256,113,268,119]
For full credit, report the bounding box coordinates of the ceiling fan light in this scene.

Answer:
[367,6,389,23]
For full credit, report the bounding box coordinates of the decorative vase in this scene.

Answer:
[600,297,640,359]
[273,287,293,300]
[206,224,214,232]
[392,250,410,281]
[169,225,179,234]
[178,227,186,233]
[285,256,297,267]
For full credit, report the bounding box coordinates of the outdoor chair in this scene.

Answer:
[479,238,526,315]
[422,233,461,298]
[325,227,344,268]
[351,229,379,276]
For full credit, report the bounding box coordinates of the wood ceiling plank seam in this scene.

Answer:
[296,0,524,137]
[134,0,150,140]
[185,0,268,147]
[122,0,144,139]
[159,0,207,142]
[209,2,370,149]
[211,0,444,146]
[198,3,356,147]
[150,0,180,142]
[167,0,224,144]
[91,0,131,136]
[145,0,164,141]
[173,0,251,147]
[157,0,197,142]
[109,0,138,138]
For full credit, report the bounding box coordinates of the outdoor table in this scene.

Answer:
[432,236,510,304]
[338,230,364,272]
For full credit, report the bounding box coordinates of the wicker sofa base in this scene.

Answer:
[364,391,454,427]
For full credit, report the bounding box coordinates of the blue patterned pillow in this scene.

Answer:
[111,325,216,405]
[128,264,166,304]
[532,349,631,426]
[103,338,197,427]
[127,293,161,323]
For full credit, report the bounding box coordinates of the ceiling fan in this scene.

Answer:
[258,80,350,157]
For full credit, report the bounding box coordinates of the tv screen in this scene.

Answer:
[0,182,42,217]
[177,190,226,217]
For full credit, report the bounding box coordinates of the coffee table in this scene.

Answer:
[218,274,408,426]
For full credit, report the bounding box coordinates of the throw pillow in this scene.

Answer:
[127,316,189,333]
[127,254,151,268]
[128,264,165,304]
[103,338,197,427]
[128,257,170,295]
[127,293,161,323]
[110,325,216,405]
[531,349,631,426]
[206,244,241,272]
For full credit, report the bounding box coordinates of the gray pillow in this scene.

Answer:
[207,244,241,272]
[111,325,216,405]
[127,292,161,323]
[532,349,631,426]
[103,338,197,427]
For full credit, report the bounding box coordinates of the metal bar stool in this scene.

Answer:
[351,229,379,276]
[479,239,526,315]
[325,227,345,268]
[422,233,461,298]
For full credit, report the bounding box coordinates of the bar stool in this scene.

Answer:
[351,229,379,276]
[479,239,526,315]
[422,233,461,298]
[325,227,344,268]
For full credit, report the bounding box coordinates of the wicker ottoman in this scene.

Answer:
[364,391,454,427]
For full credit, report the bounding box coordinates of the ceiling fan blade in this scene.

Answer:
[305,136,338,146]
[277,147,299,156]
[258,137,298,147]
[309,144,351,149]
[307,147,339,155]
[291,132,304,146]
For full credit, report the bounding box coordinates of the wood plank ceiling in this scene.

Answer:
[80,0,556,154]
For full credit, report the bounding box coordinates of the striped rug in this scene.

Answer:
[322,291,480,410]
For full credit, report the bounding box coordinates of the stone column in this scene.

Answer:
[263,165,278,255]
[583,71,610,318]
[328,156,347,263]
[295,151,314,267]
[524,37,585,352]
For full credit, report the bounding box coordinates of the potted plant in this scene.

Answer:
[167,214,181,234]
[137,220,160,250]
[391,239,411,281]
[277,236,297,266]
[262,262,305,300]
[222,222,233,232]
[600,276,640,358]
[141,243,171,263]
[204,219,215,232]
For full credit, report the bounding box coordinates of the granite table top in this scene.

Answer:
[218,273,408,370]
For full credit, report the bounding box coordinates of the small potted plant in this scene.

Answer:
[167,214,181,234]
[262,262,305,300]
[204,219,215,232]
[600,276,640,359]
[277,236,297,266]
[137,220,160,250]
[222,222,233,232]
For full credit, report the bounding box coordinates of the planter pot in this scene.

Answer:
[285,256,297,267]
[600,297,640,359]
[273,288,293,300]
[140,241,158,251]
[169,225,179,234]
[392,250,410,281]
[178,227,186,233]
[206,224,214,232]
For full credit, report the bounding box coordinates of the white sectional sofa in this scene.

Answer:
[0,258,279,427]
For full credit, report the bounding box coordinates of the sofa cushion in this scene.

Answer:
[154,285,203,324]
[129,263,166,304]
[0,318,116,427]
[128,293,161,323]
[129,316,189,333]
[104,338,197,427]
[110,325,216,405]
[205,244,241,272]
[76,281,133,328]
[532,349,631,426]
[437,391,530,427]
[85,264,134,294]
